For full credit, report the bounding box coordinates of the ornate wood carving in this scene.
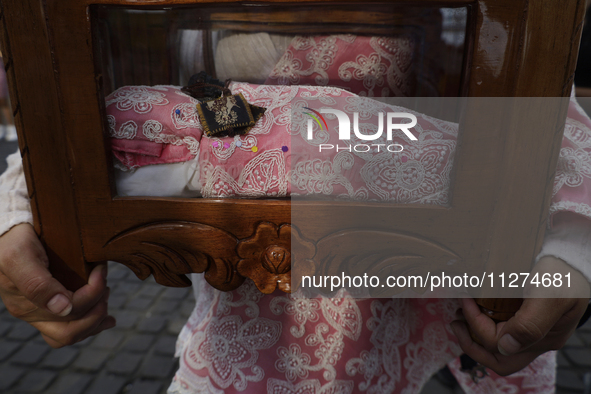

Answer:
[105,221,320,293]
[237,222,316,294]
[105,222,465,297]
[313,229,462,297]
[105,221,244,291]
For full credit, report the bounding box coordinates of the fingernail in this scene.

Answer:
[47,294,72,316]
[498,334,521,356]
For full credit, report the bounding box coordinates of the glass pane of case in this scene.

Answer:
[91,4,469,202]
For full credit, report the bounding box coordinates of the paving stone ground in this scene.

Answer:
[0,261,193,394]
[0,140,17,174]
[1,140,591,393]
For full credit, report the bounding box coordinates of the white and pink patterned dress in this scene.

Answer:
[172,81,591,394]
[100,35,591,394]
[0,32,589,394]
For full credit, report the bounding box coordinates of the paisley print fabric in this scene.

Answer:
[100,33,591,394]
[166,89,590,394]
[107,85,202,169]
[265,35,417,98]
[199,82,457,203]
[168,279,556,394]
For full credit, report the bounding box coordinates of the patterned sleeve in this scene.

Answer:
[533,96,591,281]
[0,151,33,237]
[548,97,591,222]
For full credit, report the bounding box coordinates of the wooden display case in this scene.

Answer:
[0,1,585,319]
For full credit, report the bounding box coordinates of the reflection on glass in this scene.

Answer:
[91,4,468,200]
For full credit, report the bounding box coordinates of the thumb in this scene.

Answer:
[497,298,565,356]
[0,224,73,316]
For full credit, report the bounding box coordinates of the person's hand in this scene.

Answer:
[0,223,116,348]
[450,256,590,376]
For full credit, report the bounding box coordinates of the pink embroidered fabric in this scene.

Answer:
[107,85,202,169]
[168,280,556,394]
[549,99,591,222]
[199,82,591,221]
[264,35,418,98]
[106,85,589,394]
[102,35,591,394]
[198,84,294,198]
[173,87,587,393]
[198,82,456,204]
[448,354,556,394]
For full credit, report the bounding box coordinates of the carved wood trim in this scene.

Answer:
[104,221,466,297]
[237,222,316,294]
[314,229,462,297]
[104,221,244,290]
